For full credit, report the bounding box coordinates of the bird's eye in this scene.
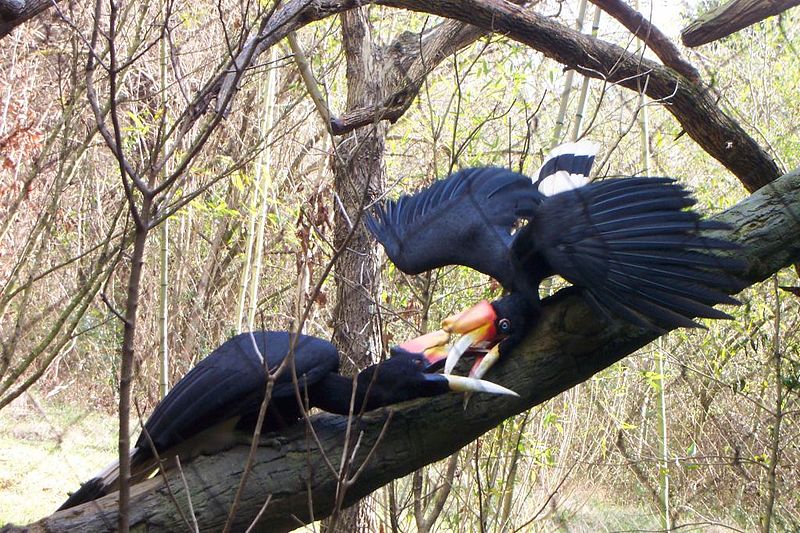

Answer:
[415,358,424,367]
[498,318,512,333]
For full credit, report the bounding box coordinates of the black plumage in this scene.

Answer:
[510,177,743,329]
[367,151,743,375]
[58,330,512,510]
[366,167,542,284]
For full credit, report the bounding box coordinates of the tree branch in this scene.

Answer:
[213,0,371,117]
[0,0,63,38]
[21,168,800,532]
[330,20,486,134]
[380,0,780,191]
[288,31,333,130]
[681,0,800,48]
[1,0,787,193]
[589,0,700,81]
[18,0,774,192]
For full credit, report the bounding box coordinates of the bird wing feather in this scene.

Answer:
[521,178,744,330]
[137,332,339,451]
[366,167,541,287]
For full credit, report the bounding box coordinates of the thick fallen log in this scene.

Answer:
[12,169,800,532]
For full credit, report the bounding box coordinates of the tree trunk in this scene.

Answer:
[328,6,387,531]
[331,8,386,374]
[16,167,800,533]
[116,198,152,533]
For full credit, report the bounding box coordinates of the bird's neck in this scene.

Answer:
[310,373,365,415]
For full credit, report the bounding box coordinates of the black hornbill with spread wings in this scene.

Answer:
[58,330,515,510]
[366,142,744,381]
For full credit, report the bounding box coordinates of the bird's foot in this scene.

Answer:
[233,433,288,450]
[257,435,288,449]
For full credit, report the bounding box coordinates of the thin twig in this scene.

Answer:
[245,494,273,533]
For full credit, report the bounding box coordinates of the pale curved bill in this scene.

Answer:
[444,375,519,397]
[469,344,501,380]
[444,328,487,374]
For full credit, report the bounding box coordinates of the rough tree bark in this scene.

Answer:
[328,7,388,530]
[682,0,800,47]
[330,19,487,134]
[0,0,62,38]
[331,7,386,376]
[17,168,800,533]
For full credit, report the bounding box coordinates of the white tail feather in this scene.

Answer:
[546,140,598,158]
[535,140,598,196]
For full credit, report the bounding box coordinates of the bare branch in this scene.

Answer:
[331,19,486,134]
[682,0,800,48]
[288,31,333,130]
[589,0,700,81]
[215,0,370,117]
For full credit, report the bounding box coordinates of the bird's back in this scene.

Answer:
[58,332,339,511]
[137,331,339,453]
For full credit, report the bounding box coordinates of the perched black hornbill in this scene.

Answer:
[366,142,744,380]
[58,330,515,510]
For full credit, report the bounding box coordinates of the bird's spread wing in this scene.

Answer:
[366,167,541,286]
[522,177,744,330]
[138,332,338,451]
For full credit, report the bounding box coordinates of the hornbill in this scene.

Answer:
[58,330,515,510]
[366,142,744,381]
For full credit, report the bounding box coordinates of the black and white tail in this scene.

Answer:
[534,141,598,196]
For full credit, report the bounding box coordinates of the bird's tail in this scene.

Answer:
[534,140,598,196]
[560,178,746,330]
[57,447,156,511]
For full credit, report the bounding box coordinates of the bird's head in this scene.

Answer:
[440,293,536,378]
[356,330,518,411]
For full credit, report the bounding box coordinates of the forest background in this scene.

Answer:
[1,0,799,530]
